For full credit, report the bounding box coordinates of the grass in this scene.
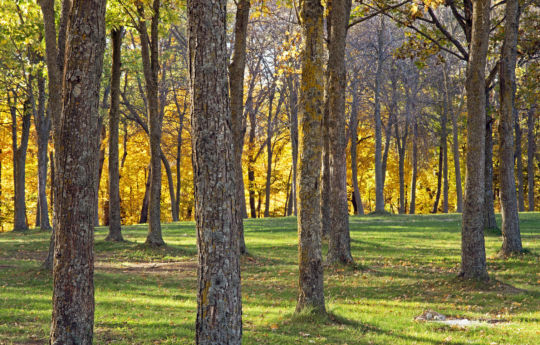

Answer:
[0,213,539,345]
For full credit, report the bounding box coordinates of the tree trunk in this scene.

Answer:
[95,122,107,226]
[432,146,443,213]
[296,0,326,314]
[188,0,242,341]
[247,103,257,219]
[49,0,106,343]
[527,106,536,211]
[43,150,55,270]
[515,109,525,212]
[374,16,385,213]
[161,150,178,222]
[139,165,151,224]
[106,27,124,242]
[34,72,52,230]
[442,96,449,213]
[498,0,522,255]
[460,0,490,281]
[138,0,164,246]
[350,81,364,216]
[10,93,31,231]
[287,76,299,217]
[229,0,250,252]
[321,92,331,236]
[409,115,418,214]
[484,104,498,230]
[326,0,353,265]
[446,69,463,212]
[264,87,276,217]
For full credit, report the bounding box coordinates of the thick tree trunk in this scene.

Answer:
[409,115,418,214]
[374,16,385,213]
[527,106,536,211]
[515,110,525,212]
[11,95,31,231]
[106,27,124,242]
[229,0,250,252]
[296,0,325,314]
[484,110,498,229]
[350,81,364,216]
[460,0,490,281]
[34,73,52,230]
[499,0,522,255]
[326,0,353,265]
[432,146,443,213]
[49,0,106,343]
[188,0,242,342]
[138,0,164,246]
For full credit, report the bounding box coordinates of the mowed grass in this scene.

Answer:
[0,213,539,345]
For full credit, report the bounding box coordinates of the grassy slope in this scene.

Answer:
[0,213,538,345]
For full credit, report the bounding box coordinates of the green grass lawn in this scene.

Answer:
[1,213,539,345]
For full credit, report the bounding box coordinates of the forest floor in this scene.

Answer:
[0,213,539,345]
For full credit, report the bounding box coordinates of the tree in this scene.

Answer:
[229,0,250,253]
[296,0,326,313]
[106,27,124,242]
[460,0,490,280]
[49,0,107,342]
[498,0,522,255]
[527,106,536,211]
[136,0,165,246]
[326,0,354,264]
[373,16,386,213]
[187,0,242,342]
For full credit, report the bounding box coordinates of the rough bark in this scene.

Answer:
[106,27,124,242]
[10,93,31,231]
[138,0,164,246]
[187,0,242,342]
[229,0,250,252]
[460,0,490,281]
[498,0,522,255]
[349,80,364,216]
[326,0,353,265]
[374,16,385,213]
[296,0,326,313]
[49,0,107,343]
[527,106,536,211]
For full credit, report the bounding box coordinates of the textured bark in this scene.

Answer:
[49,0,106,343]
[287,76,299,217]
[498,0,522,255]
[187,0,242,342]
[229,0,250,252]
[349,80,364,216]
[409,114,418,214]
[10,93,31,231]
[138,0,164,246]
[515,110,525,212]
[326,0,353,265]
[296,0,325,313]
[527,106,536,211]
[460,0,490,281]
[432,146,443,213]
[484,108,498,229]
[34,72,52,230]
[374,17,385,213]
[106,27,124,242]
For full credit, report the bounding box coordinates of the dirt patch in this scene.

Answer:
[95,260,198,275]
